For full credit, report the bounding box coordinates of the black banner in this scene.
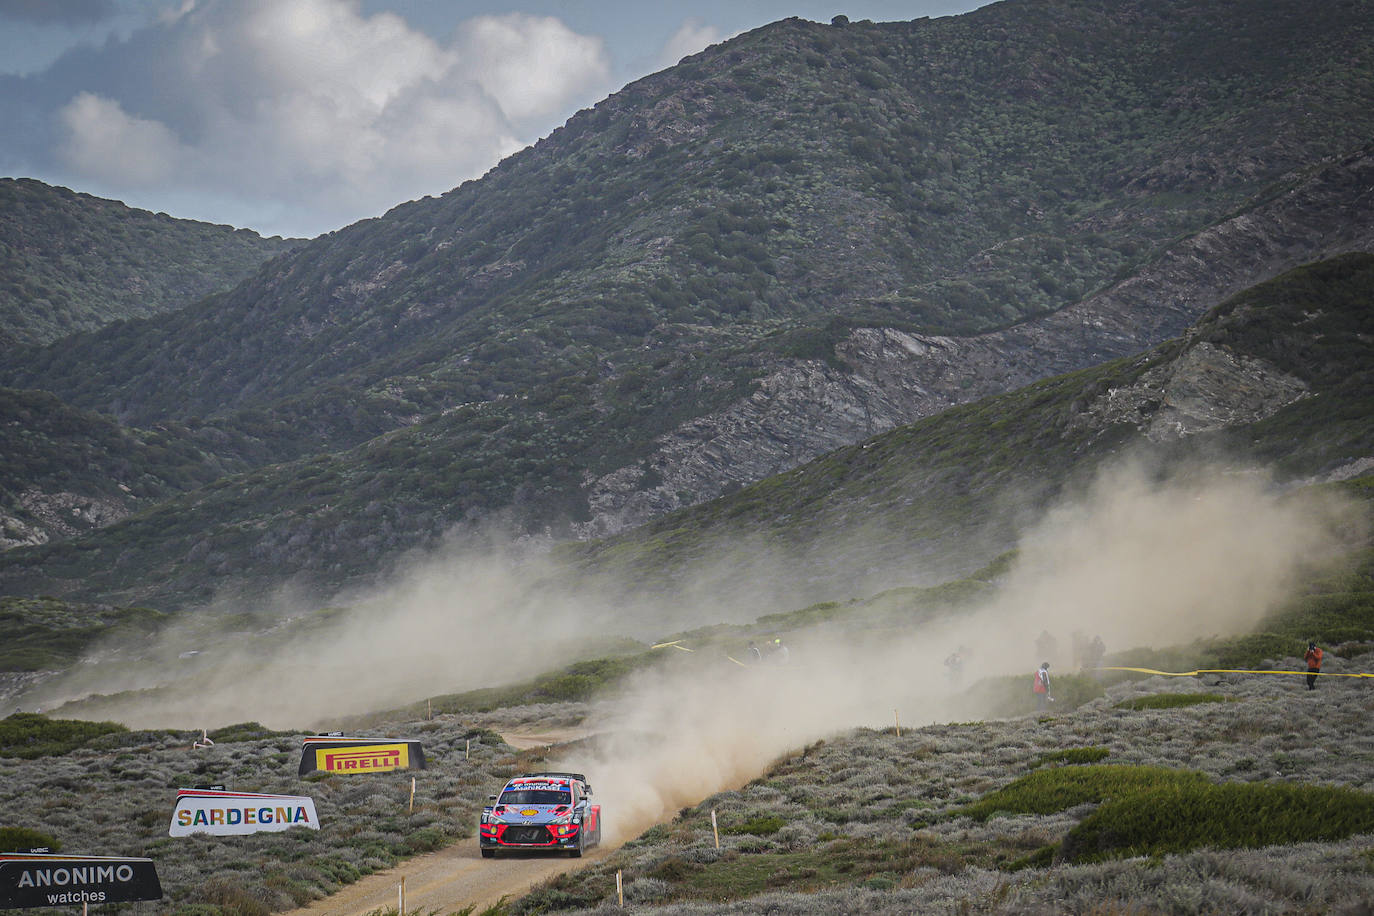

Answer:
[0,854,162,907]
[297,736,426,775]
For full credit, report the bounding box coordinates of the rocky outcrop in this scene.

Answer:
[2,490,131,550]
[1072,342,1311,440]
[578,148,1374,537]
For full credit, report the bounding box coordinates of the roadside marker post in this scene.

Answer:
[711,809,719,849]
[616,869,624,906]
[894,709,901,737]
[399,876,406,915]
[409,777,416,813]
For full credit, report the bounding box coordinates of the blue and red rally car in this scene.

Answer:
[479,772,602,858]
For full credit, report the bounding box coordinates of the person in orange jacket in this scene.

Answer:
[1304,641,1323,690]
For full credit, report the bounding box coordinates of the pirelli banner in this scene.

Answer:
[298,735,427,776]
[0,854,162,908]
[170,788,321,836]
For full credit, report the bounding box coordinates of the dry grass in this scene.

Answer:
[509,652,1374,914]
[0,714,521,912]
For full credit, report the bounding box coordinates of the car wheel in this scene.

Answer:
[480,847,495,859]
[568,834,583,858]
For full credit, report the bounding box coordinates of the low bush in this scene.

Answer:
[957,765,1208,821]
[1113,693,1233,711]
[0,712,128,758]
[722,815,786,836]
[1035,746,1110,767]
[0,825,61,853]
[1063,779,1374,863]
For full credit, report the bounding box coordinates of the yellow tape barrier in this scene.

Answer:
[1099,666,1373,679]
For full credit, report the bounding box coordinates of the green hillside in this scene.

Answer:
[561,254,1374,596]
[0,0,1371,610]
[0,178,299,347]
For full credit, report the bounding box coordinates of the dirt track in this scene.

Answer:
[284,726,612,915]
[283,836,611,916]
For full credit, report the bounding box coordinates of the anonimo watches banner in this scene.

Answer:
[170,788,321,837]
[298,735,427,775]
[0,854,162,908]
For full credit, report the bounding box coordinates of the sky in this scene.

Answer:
[0,0,988,239]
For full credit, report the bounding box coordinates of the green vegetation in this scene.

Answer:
[1114,693,1233,711]
[0,712,128,758]
[2,0,1371,611]
[0,178,297,347]
[960,763,1374,864]
[1035,746,1111,766]
[0,826,61,854]
[0,596,166,671]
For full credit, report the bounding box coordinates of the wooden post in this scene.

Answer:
[616,869,623,906]
[398,876,404,915]
[427,698,432,720]
[465,738,470,760]
[894,708,901,737]
[711,809,719,849]
[409,776,416,813]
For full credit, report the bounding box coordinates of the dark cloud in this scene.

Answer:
[0,0,117,25]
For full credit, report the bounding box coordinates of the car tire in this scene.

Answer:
[569,834,583,858]
[480,847,495,859]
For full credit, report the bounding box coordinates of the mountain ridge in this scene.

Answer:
[1,0,1371,610]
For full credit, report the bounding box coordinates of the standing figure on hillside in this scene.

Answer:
[944,649,964,686]
[1032,662,1053,711]
[771,637,790,665]
[1304,641,1323,690]
[746,641,763,664]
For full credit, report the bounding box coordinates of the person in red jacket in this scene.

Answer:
[1032,662,1053,710]
[1304,642,1323,690]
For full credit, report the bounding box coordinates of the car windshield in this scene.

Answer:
[499,789,571,806]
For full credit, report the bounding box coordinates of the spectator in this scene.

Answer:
[1304,641,1323,690]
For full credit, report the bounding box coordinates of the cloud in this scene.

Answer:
[4,0,612,237]
[0,0,115,25]
[57,91,185,185]
[457,13,610,124]
[656,17,724,70]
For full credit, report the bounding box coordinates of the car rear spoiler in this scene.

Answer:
[524,771,592,793]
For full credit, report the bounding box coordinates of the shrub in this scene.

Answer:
[0,826,61,853]
[723,815,786,836]
[957,765,1209,821]
[1035,746,1111,767]
[0,712,128,758]
[1063,779,1374,863]
[1113,693,1233,711]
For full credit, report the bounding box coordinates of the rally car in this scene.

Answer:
[479,771,602,858]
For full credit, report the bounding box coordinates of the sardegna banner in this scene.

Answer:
[170,788,321,837]
[0,854,162,907]
[298,735,427,775]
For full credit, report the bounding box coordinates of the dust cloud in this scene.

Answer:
[17,456,1359,831]
[546,460,1359,841]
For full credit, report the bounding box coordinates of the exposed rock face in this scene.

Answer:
[1073,342,1310,440]
[578,149,1374,537]
[2,490,131,550]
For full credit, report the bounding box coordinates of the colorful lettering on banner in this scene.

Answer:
[0,854,162,907]
[169,790,320,837]
[297,736,426,775]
